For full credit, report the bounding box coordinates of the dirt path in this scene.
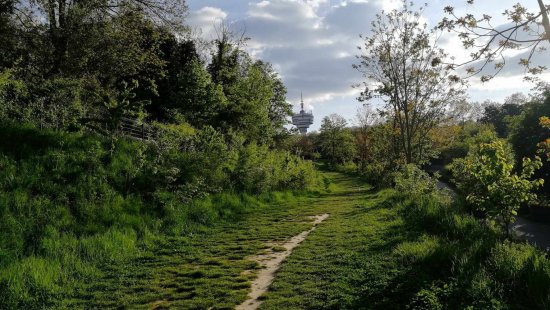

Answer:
[236,214,329,310]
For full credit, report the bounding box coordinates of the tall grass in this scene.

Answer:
[395,186,550,308]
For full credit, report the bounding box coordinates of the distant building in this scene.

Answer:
[291,93,314,134]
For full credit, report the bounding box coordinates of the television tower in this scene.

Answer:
[291,93,314,134]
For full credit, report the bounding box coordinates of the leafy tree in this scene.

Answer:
[257,61,292,145]
[451,140,543,236]
[447,99,485,125]
[162,59,227,127]
[289,134,319,160]
[538,115,550,159]
[1,0,181,131]
[480,101,524,138]
[207,24,248,91]
[509,95,550,193]
[0,1,18,70]
[510,96,550,160]
[353,105,382,172]
[435,122,497,166]
[438,0,550,82]
[10,0,184,76]
[319,114,356,165]
[206,31,291,145]
[150,38,200,120]
[355,1,465,165]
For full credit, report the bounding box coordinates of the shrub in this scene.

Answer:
[451,140,543,234]
[394,164,439,200]
[408,288,442,310]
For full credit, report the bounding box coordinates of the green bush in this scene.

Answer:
[408,288,442,310]
[394,164,439,200]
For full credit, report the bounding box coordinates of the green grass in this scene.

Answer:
[66,192,322,309]
[12,168,550,309]
[64,171,394,308]
[0,122,324,309]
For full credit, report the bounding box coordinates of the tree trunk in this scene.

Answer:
[537,0,550,42]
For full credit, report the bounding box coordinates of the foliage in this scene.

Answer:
[162,59,227,127]
[206,28,292,146]
[352,122,401,187]
[438,0,550,82]
[509,95,550,194]
[451,140,543,233]
[480,100,525,138]
[394,164,440,200]
[0,69,27,120]
[288,134,320,160]
[318,114,356,165]
[434,122,497,168]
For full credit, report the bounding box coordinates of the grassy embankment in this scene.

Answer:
[0,122,318,309]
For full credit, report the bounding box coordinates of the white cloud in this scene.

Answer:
[187,6,228,39]
[186,0,550,129]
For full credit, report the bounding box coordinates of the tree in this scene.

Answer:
[207,23,248,91]
[451,140,543,237]
[257,61,292,145]
[319,114,356,165]
[447,100,486,125]
[0,1,183,130]
[206,27,291,145]
[355,1,465,165]
[160,58,227,127]
[438,0,550,82]
[509,95,550,194]
[0,0,18,70]
[10,0,186,76]
[149,37,201,120]
[479,100,525,138]
[353,105,381,172]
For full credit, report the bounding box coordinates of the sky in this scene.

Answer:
[185,0,550,131]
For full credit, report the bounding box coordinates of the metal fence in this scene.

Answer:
[118,117,157,141]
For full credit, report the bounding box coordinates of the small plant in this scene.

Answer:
[408,288,442,310]
[322,176,332,192]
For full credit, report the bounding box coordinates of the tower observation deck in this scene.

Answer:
[291,93,314,134]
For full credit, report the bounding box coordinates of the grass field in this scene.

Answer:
[69,170,550,309]
[67,171,403,309]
